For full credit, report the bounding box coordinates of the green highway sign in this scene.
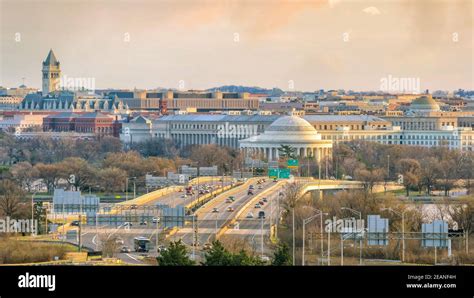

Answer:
[279,168,290,178]
[268,168,290,179]
[287,159,299,168]
[269,168,279,178]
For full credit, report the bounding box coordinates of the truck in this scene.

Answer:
[185,186,194,196]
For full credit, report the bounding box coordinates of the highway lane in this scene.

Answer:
[176,179,282,252]
[229,184,285,256]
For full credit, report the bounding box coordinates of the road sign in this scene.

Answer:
[287,159,299,168]
[279,168,290,178]
[269,169,278,178]
[268,168,290,179]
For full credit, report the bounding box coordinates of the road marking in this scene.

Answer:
[125,253,141,262]
[92,235,97,245]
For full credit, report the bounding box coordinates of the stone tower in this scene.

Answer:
[42,49,61,96]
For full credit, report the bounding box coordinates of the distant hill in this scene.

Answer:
[206,85,284,95]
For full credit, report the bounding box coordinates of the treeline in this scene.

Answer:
[156,240,291,266]
[332,141,474,196]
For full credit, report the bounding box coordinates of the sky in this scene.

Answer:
[0,0,473,92]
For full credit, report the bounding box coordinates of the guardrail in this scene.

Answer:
[196,178,260,216]
[109,176,231,213]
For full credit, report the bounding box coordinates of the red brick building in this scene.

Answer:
[43,112,121,137]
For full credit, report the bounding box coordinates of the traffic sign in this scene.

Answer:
[279,168,290,178]
[269,168,290,179]
[287,159,299,168]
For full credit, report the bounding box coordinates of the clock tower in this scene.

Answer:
[42,49,61,96]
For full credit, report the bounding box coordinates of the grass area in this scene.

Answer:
[0,237,76,264]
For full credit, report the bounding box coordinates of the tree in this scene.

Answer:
[98,167,127,193]
[157,240,194,266]
[9,162,39,192]
[278,145,297,159]
[0,179,26,216]
[420,157,439,195]
[59,157,97,191]
[355,167,385,194]
[397,159,421,196]
[202,240,232,266]
[272,242,292,265]
[34,163,63,193]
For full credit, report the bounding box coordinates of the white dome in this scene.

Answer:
[266,115,317,132]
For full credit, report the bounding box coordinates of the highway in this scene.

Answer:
[173,178,288,260]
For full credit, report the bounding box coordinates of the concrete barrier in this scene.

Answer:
[217,180,287,239]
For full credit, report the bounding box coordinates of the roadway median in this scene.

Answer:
[216,179,287,239]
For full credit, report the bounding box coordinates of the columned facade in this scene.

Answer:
[239,115,333,162]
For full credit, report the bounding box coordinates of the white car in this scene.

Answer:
[246,212,254,218]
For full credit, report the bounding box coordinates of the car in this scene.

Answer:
[191,242,200,247]
[71,220,80,227]
[227,207,234,212]
[139,221,147,226]
[246,212,254,218]
[123,222,132,227]
[262,197,268,203]
[259,201,264,205]
[203,243,213,250]
[273,178,278,182]
[248,190,254,195]
[225,198,233,203]
[178,188,184,192]
[229,196,235,201]
[152,217,160,224]
[157,245,167,253]
[180,194,187,198]
[258,211,266,219]
[130,204,138,209]
[249,185,254,189]
[115,238,124,245]
[212,208,219,213]
[258,185,263,189]
[120,246,131,253]
[254,204,261,209]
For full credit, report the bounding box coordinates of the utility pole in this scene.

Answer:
[260,216,264,258]
[340,233,343,266]
[292,208,295,266]
[328,228,331,266]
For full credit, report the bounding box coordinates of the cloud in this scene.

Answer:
[362,6,381,15]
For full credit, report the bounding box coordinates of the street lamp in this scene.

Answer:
[125,177,137,200]
[31,191,38,236]
[381,207,407,263]
[341,207,363,265]
[302,207,328,266]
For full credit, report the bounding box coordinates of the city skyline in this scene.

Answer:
[1,0,473,91]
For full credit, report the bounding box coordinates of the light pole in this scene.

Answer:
[381,207,407,262]
[260,215,264,258]
[292,207,295,266]
[341,207,363,265]
[302,208,328,266]
[31,191,38,236]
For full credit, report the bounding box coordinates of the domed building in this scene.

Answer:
[239,115,333,162]
[407,95,441,115]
